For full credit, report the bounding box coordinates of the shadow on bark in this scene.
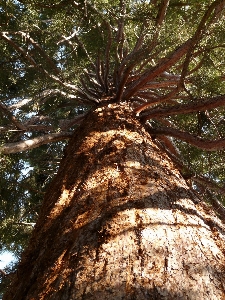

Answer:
[67,284,204,300]
[8,183,225,300]
[4,106,225,299]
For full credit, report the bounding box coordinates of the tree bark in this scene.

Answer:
[4,103,225,300]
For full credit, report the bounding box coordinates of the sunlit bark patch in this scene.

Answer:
[4,103,225,300]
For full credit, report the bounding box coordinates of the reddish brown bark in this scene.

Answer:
[141,94,225,122]
[123,39,192,100]
[147,125,225,151]
[4,103,225,299]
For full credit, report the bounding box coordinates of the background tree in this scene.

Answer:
[1,0,225,298]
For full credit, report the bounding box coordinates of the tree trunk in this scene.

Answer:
[4,103,225,300]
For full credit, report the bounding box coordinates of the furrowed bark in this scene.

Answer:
[4,103,225,300]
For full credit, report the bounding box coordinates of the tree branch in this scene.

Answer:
[0,101,26,130]
[13,222,36,226]
[153,133,225,197]
[148,125,225,151]
[8,98,33,110]
[135,88,180,115]
[141,94,225,121]
[0,32,97,103]
[0,269,7,277]
[0,31,37,66]
[1,132,73,154]
[115,30,145,81]
[95,55,105,91]
[142,80,180,90]
[36,88,90,105]
[17,31,60,75]
[180,0,225,81]
[204,190,225,222]
[123,38,192,100]
[104,22,112,92]
[59,114,86,130]
[73,32,95,69]
[156,0,170,27]
[116,0,126,61]
[194,175,225,196]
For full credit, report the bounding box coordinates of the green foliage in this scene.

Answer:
[0,141,65,256]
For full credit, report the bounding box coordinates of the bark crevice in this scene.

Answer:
[4,103,225,300]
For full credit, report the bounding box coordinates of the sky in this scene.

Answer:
[0,251,16,269]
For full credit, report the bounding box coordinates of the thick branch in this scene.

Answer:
[143,80,180,89]
[1,132,73,154]
[204,190,225,221]
[154,134,225,204]
[141,94,225,121]
[135,88,179,114]
[18,31,60,75]
[59,114,86,130]
[43,74,97,102]
[0,101,26,130]
[35,89,90,105]
[194,176,225,196]
[8,98,33,110]
[0,32,37,66]
[123,39,192,100]
[115,30,146,82]
[180,0,225,81]
[156,0,170,27]
[124,0,224,101]
[148,125,225,151]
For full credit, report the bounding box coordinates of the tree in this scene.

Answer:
[1,0,225,298]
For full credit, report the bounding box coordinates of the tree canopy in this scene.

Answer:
[0,0,225,273]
